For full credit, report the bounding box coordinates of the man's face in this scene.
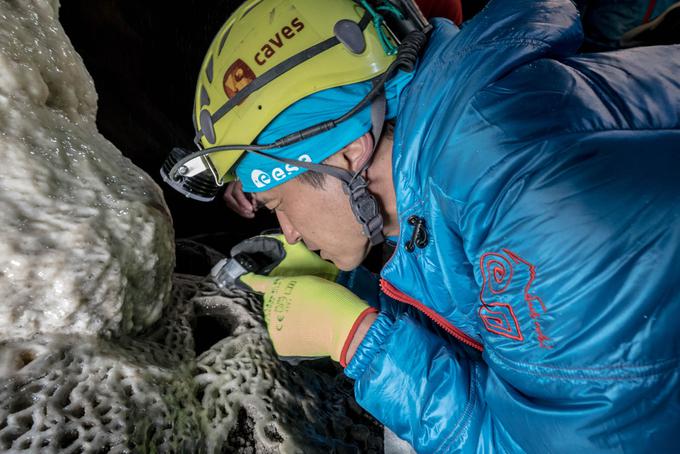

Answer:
[252,169,371,271]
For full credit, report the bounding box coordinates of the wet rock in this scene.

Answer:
[0,0,174,339]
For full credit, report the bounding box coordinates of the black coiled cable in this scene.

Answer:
[394,30,427,72]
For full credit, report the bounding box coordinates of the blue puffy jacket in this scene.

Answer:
[341,0,680,452]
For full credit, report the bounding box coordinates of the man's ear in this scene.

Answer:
[342,132,374,173]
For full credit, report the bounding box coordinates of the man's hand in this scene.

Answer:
[240,274,377,366]
[223,180,255,218]
[231,234,339,281]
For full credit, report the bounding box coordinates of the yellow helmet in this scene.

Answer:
[162,0,429,247]
[193,0,409,183]
[162,0,429,245]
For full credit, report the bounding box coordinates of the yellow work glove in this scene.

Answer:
[231,234,339,281]
[240,274,376,366]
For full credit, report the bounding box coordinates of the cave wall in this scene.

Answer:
[0,2,385,450]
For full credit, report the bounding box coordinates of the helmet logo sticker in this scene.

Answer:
[254,17,305,66]
[223,58,256,100]
[251,169,271,188]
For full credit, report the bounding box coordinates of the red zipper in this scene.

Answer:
[380,278,484,351]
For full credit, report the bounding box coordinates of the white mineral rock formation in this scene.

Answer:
[0,0,174,339]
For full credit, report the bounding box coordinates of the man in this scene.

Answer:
[165,0,680,451]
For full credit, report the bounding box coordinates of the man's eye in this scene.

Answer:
[250,197,280,213]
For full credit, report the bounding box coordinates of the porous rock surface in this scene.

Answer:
[0,278,201,453]
[0,0,174,339]
[0,275,383,453]
[193,277,382,453]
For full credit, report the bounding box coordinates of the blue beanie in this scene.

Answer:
[236,70,414,192]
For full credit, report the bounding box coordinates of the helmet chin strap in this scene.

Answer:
[348,86,387,245]
[242,88,387,246]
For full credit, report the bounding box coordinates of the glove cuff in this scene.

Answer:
[339,306,379,367]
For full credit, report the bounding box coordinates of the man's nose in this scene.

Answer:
[276,211,302,244]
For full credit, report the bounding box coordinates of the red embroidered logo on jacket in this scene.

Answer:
[479,249,553,348]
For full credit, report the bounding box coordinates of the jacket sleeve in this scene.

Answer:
[345,306,502,454]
